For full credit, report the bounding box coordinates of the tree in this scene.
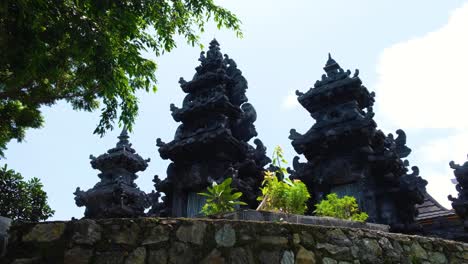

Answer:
[0,165,54,221]
[0,0,242,156]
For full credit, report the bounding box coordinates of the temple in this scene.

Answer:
[153,39,270,217]
[288,54,428,232]
[74,129,150,218]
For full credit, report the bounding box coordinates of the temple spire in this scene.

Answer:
[323,53,341,75]
[206,38,223,61]
[116,127,130,148]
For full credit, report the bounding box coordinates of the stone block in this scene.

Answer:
[229,247,255,264]
[176,221,206,245]
[168,242,193,264]
[296,246,316,264]
[215,224,236,247]
[142,225,170,245]
[71,219,102,245]
[64,247,93,264]
[124,247,146,264]
[23,223,66,242]
[148,249,168,264]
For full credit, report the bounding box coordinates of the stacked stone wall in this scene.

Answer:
[2,218,468,264]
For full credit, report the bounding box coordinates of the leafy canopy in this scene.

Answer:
[257,146,311,215]
[198,177,246,216]
[0,0,241,156]
[314,193,368,222]
[0,165,54,221]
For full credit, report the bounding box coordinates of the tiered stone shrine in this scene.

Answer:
[74,129,150,218]
[288,54,428,231]
[154,39,270,217]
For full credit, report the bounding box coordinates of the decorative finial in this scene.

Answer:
[117,126,130,147]
[324,53,340,72]
[210,38,219,47]
[206,38,223,62]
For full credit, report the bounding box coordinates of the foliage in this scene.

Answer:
[0,164,54,221]
[314,193,368,222]
[257,171,310,215]
[198,177,246,216]
[257,146,311,215]
[271,145,288,176]
[0,0,242,157]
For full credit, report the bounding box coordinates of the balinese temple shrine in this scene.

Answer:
[154,39,271,217]
[288,54,428,232]
[74,128,150,218]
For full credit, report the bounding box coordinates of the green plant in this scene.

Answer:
[284,178,310,215]
[272,145,288,177]
[314,193,368,222]
[256,171,310,215]
[198,177,246,216]
[0,165,54,221]
[256,146,311,215]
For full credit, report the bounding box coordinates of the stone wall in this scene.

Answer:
[2,218,468,264]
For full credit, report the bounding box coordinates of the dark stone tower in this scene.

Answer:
[288,54,427,231]
[74,129,150,218]
[449,155,468,230]
[154,39,270,217]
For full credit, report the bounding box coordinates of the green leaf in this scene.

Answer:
[198,177,246,216]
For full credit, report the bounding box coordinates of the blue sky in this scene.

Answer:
[2,0,467,220]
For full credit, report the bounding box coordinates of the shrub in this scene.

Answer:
[257,171,310,214]
[0,165,54,222]
[198,177,246,216]
[257,171,310,215]
[256,146,311,215]
[314,193,368,222]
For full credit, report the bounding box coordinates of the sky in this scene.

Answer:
[2,0,468,220]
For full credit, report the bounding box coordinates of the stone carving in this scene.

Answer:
[448,155,468,230]
[74,129,150,218]
[288,54,427,232]
[152,39,270,217]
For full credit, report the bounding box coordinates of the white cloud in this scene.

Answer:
[417,132,468,164]
[375,3,468,207]
[281,91,300,110]
[376,3,468,129]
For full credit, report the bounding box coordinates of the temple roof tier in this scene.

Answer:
[290,115,377,157]
[158,127,248,162]
[179,71,232,94]
[170,94,242,122]
[90,129,149,173]
[297,78,375,115]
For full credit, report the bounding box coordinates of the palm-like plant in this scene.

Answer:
[198,178,247,216]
